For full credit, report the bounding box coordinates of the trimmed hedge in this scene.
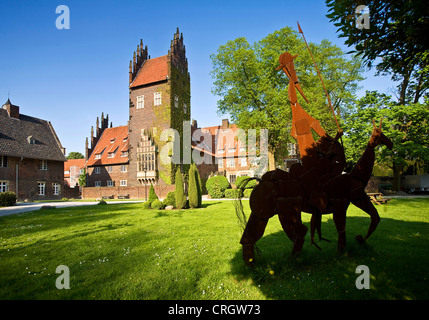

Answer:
[0,192,17,207]
[162,191,176,207]
[142,201,151,209]
[188,164,199,208]
[235,176,257,189]
[224,188,243,199]
[175,168,187,209]
[243,188,253,198]
[151,199,164,210]
[148,184,159,204]
[206,175,230,198]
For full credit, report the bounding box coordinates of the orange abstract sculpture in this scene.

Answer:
[235,26,393,266]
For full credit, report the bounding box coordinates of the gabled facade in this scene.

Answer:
[82,28,190,199]
[128,28,191,187]
[0,99,66,200]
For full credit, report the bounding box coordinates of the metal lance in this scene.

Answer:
[297,21,342,133]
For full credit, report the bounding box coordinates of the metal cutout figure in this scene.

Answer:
[235,24,394,266]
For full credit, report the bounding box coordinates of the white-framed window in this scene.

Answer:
[107,166,113,173]
[95,181,101,187]
[95,167,101,174]
[53,183,61,196]
[121,165,127,173]
[121,151,128,157]
[0,181,8,192]
[229,174,237,184]
[107,180,114,187]
[218,159,223,168]
[228,158,235,168]
[183,103,187,114]
[0,156,8,168]
[40,160,48,171]
[240,157,247,167]
[154,92,162,106]
[38,182,46,196]
[174,94,179,108]
[120,180,127,186]
[108,151,116,158]
[287,143,297,156]
[137,95,144,109]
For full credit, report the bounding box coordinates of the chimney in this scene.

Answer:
[191,119,198,128]
[221,119,229,130]
[3,99,19,119]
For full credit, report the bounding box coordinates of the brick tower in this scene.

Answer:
[128,28,191,187]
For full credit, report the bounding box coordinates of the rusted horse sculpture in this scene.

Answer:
[236,119,393,266]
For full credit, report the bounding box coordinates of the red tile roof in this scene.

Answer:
[86,126,129,166]
[130,55,169,88]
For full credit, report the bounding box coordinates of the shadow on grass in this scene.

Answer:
[230,217,429,299]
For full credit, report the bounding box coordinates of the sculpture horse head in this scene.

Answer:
[369,118,393,150]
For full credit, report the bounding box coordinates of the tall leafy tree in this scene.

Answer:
[210,27,364,165]
[344,91,429,190]
[66,152,84,160]
[326,0,429,104]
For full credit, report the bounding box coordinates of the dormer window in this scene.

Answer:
[110,138,116,144]
[27,136,36,144]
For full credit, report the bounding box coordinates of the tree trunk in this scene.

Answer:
[392,162,403,192]
[268,148,276,171]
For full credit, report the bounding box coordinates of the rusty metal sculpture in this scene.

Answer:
[235,24,394,267]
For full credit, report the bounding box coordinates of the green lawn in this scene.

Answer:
[0,198,428,300]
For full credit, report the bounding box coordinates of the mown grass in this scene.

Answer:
[0,198,428,300]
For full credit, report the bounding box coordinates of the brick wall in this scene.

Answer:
[87,163,129,187]
[0,156,64,200]
[82,184,175,200]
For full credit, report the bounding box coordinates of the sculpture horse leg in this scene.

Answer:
[351,196,380,244]
[277,197,308,256]
[330,199,350,252]
[240,212,269,266]
[240,180,277,266]
[310,211,330,250]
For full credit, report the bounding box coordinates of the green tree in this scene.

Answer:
[195,164,202,208]
[344,91,429,191]
[66,152,84,160]
[175,168,186,209]
[188,164,198,208]
[210,27,364,165]
[148,184,159,204]
[326,0,429,105]
[78,168,86,187]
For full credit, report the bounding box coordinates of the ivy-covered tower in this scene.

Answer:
[128,28,191,187]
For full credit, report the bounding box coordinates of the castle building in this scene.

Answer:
[83,28,192,199]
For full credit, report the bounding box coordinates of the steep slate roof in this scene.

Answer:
[0,107,66,162]
[129,55,168,88]
[86,125,129,166]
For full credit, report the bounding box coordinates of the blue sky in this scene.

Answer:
[0,0,397,155]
